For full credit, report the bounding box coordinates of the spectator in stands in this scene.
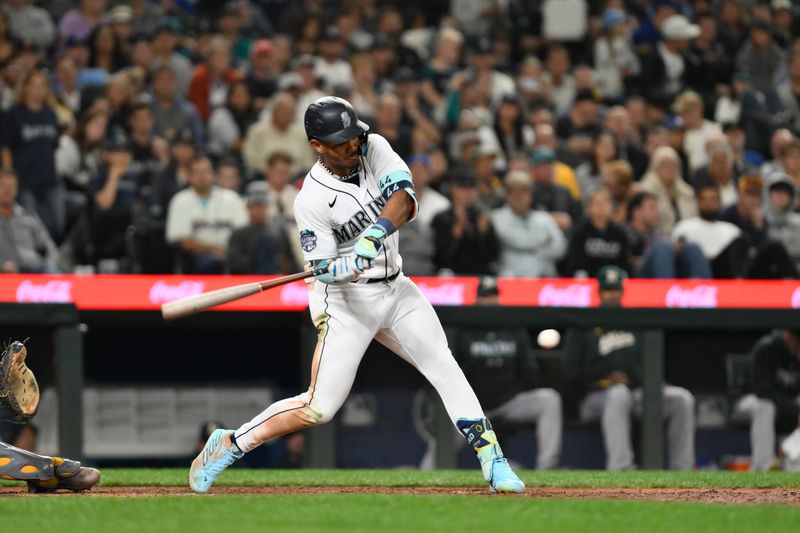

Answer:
[126,102,169,200]
[673,90,722,173]
[491,171,566,278]
[565,265,696,471]
[150,128,196,221]
[691,138,739,207]
[529,147,580,233]
[58,0,105,46]
[245,39,277,111]
[373,93,412,161]
[640,146,697,233]
[187,36,242,122]
[777,53,800,135]
[671,184,748,278]
[429,275,562,470]
[625,191,710,279]
[314,26,352,92]
[165,155,247,274]
[215,159,241,193]
[594,8,639,99]
[543,44,574,117]
[721,172,798,279]
[493,96,533,163]
[732,329,800,471]
[422,27,463,99]
[765,176,800,272]
[687,12,733,109]
[2,0,55,52]
[399,154,448,276]
[1,69,64,240]
[150,18,191,98]
[603,106,648,180]
[556,89,602,162]
[576,131,618,203]
[0,168,59,273]
[761,129,794,179]
[472,146,504,210]
[638,15,699,104]
[432,168,498,275]
[566,188,629,277]
[227,182,294,275]
[771,139,800,209]
[243,92,314,177]
[207,80,257,161]
[735,18,786,93]
[0,11,14,65]
[262,151,303,269]
[601,160,637,225]
[150,65,203,149]
[87,23,125,74]
[532,124,581,199]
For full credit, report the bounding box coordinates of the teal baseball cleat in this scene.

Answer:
[458,417,526,494]
[189,429,243,493]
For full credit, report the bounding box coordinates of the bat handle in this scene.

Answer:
[311,266,328,277]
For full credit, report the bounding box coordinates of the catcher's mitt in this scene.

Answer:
[0,339,40,423]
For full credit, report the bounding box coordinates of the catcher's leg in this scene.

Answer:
[0,441,54,481]
[0,441,100,493]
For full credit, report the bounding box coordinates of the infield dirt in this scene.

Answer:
[1,486,798,505]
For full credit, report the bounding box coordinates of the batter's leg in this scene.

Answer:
[376,277,524,492]
[234,287,378,452]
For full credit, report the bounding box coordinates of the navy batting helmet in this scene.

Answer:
[304,96,369,144]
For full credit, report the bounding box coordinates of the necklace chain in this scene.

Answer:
[318,159,359,181]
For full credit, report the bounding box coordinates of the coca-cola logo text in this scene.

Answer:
[16,280,73,303]
[792,287,800,309]
[665,285,718,308]
[149,281,205,304]
[416,282,466,305]
[537,283,592,307]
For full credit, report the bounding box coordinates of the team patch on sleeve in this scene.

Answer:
[300,229,318,252]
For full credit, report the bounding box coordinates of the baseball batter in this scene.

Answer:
[190,96,525,493]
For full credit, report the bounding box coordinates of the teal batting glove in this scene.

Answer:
[353,223,388,259]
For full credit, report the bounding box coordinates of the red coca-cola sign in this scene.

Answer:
[15,280,73,303]
[537,283,593,307]
[148,280,206,304]
[665,285,719,308]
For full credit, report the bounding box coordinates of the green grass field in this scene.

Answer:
[2,470,799,533]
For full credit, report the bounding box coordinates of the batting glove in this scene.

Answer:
[323,255,372,284]
[353,224,388,260]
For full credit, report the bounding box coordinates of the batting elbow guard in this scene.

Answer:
[379,171,418,222]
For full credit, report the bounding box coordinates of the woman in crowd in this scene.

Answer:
[640,146,697,233]
[577,130,619,203]
[207,80,257,161]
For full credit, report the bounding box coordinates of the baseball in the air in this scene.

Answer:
[537,329,561,349]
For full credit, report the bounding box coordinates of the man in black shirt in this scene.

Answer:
[431,168,499,275]
[567,188,629,277]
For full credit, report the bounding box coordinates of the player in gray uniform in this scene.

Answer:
[190,96,525,493]
[564,266,695,470]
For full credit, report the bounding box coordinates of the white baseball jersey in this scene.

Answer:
[294,133,410,280]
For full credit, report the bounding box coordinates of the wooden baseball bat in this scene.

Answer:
[161,267,327,321]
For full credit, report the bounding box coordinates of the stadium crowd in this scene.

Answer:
[2,0,800,279]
